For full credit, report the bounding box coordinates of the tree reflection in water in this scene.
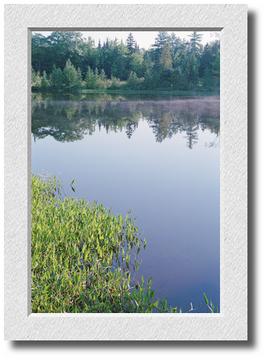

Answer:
[32,93,220,148]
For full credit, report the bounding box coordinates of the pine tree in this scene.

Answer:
[100,69,106,81]
[63,59,81,89]
[85,66,95,88]
[187,32,203,88]
[31,31,220,92]
[152,32,171,68]
[160,44,173,70]
[153,32,170,49]
[50,66,64,89]
[127,71,143,89]
[32,68,42,89]
[203,67,213,90]
[126,33,136,54]
[41,71,50,89]
[189,32,202,55]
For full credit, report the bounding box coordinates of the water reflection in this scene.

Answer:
[32,93,219,147]
[31,92,220,311]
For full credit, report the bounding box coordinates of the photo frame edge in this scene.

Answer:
[4,4,248,341]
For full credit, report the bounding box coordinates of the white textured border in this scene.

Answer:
[4,4,247,341]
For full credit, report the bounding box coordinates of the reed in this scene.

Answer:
[31,175,177,313]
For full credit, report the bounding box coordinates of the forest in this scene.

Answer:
[32,31,220,92]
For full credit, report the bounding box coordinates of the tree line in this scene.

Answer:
[32,31,220,92]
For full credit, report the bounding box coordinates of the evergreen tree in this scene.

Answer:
[77,67,83,85]
[41,71,50,89]
[100,69,106,81]
[31,31,220,92]
[187,32,203,87]
[127,71,143,89]
[153,32,170,49]
[32,68,42,89]
[203,67,213,90]
[50,66,64,89]
[126,33,136,54]
[189,32,202,55]
[160,44,173,70]
[63,59,81,89]
[85,66,95,88]
[129,52,144,77]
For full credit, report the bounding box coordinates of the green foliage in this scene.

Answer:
[125,71,144,89]
[40,71,50,89]
[32,68,42,89]
[85,66,96,88]
[63,59,82,90]
[85,67,110,89]
[129,52,144,77]
[160,44,173,70]
[203,293,219,313]
[50,65,64,89]
[32,31,220,92]
[189,32,203,56]
[109,76,125,90]
[94,68,108,89]
[32,176,178,313]
[126,32,136,54]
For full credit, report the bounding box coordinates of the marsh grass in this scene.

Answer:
[31,175,178,313]
[203,292,219,313]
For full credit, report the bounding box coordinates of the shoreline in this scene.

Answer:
[32,88,220,97]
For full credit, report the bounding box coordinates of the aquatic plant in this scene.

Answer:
[32,176,219,313]
[203,292,219,313]
[31,175,177,313]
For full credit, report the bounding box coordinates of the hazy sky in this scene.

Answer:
[34,31,220,49]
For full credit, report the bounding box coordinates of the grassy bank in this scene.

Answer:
[32,176,218,313]
[32,176,177,313]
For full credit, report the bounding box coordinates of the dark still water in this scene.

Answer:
[32,92,220,312]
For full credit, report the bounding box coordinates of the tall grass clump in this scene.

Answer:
[32,175,177,313]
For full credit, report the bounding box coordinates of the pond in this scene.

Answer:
[31,92,220,312]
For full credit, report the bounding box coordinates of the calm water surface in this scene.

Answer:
[32,92,220,312]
